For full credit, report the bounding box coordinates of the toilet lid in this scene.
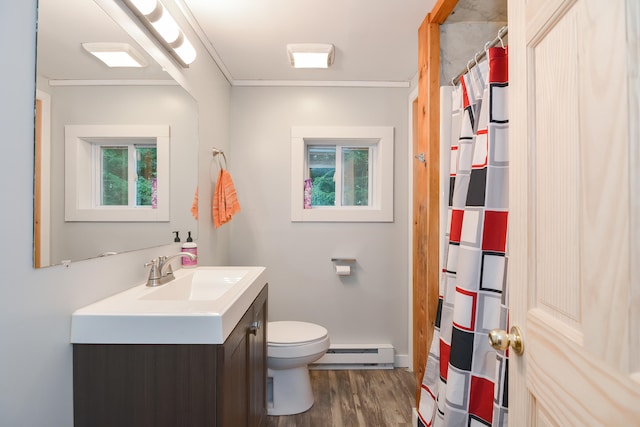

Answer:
[268,321,328,345]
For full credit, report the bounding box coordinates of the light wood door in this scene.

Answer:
[508,0,640,424]
[34,98,42,268]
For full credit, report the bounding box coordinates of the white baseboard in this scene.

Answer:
[394,353,409,368]
[412,407,418,426]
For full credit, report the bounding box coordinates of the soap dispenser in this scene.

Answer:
[181,231,197,268]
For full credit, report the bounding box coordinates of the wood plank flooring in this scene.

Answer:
[266,368,416,427]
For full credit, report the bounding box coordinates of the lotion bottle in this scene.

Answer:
[181,231,197,268]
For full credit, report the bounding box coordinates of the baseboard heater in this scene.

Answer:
[311,344,395,370]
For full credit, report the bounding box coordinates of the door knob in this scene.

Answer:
[488,326,524,355]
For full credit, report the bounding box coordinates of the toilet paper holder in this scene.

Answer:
[330,258,356,263]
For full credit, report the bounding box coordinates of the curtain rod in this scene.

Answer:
[450,26,508,86]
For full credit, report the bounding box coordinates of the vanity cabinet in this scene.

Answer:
[72,285,267,427]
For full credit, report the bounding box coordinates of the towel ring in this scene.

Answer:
[212,147,228,170]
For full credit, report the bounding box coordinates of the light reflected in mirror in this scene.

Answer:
[34,0,198,268]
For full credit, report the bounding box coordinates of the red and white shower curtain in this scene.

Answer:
[418,46,509,427]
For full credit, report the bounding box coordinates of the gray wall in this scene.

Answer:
[228,86,410,359]
[0,2,230,425]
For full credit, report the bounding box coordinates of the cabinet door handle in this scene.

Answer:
[249,321,262,335]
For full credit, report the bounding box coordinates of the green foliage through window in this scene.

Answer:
[342,148,369,206]
[101,147,128,206]
[136,147,157,206]
[100,144,156,207]
[307,145,370,208]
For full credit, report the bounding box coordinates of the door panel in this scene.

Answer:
[509,0,640,424]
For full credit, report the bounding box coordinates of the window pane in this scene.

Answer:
[135,146,157,206]
[101,147,128,206]
[308,146,335,206]
[342,147,369,206]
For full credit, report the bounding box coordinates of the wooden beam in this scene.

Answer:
[413,0,458,408]
[414,12,442,405]
[429,0,459,24]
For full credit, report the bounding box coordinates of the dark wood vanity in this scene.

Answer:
[72,285,267,427]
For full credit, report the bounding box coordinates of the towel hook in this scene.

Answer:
[212,147,228,170]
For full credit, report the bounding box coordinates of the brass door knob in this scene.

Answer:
[488,326,524,355]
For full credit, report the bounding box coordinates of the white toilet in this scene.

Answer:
[267,321,330,416]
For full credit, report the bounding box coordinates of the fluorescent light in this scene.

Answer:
[172,37,197,65]
[123,0,197,67]
[291,52,330,68]
[287,44,335,69]
[82,43,148,68]
[128,0,158,15]
[150,8,181,44]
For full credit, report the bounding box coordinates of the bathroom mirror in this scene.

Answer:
[34,0,198,268]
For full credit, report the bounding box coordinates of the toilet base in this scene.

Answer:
[267,366,314,416]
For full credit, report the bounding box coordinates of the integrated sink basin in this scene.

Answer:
[71,266,266,345]
[140,268,249,301]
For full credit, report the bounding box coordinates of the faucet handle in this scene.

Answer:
[144,258,158,268]
[144,258,161,286]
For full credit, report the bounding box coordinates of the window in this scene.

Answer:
[97,142,157,207]
[65,125,170,222]
[291,126,394,222]
[307,144,371,207]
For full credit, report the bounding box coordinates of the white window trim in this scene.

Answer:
[291,126,394,222]
[65,125,170,222]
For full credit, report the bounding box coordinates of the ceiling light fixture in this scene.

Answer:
[123,0,196,67]
[82,42,148,68]
[287,44,335,69]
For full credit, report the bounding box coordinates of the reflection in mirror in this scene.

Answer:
[34,0,198,268]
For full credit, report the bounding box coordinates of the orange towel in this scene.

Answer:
[212,169,241,228]
[190,186,199,220]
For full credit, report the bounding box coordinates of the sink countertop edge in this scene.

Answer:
[70,266,267,345]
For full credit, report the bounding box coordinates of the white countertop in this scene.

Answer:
[70,266,267,345]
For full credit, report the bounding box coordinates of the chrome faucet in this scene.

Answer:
[145,252,197,287]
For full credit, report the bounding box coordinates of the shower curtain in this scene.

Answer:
[418,46,509,427]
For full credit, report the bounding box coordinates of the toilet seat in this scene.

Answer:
[268,321,328,345]
[267,321,329,359]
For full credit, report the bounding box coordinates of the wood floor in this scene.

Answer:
[266,368,416,427]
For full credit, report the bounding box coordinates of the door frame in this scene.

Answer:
[34,89,51,268]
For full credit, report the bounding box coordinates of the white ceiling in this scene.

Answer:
[179,0,438,84]
[37,0,439,86]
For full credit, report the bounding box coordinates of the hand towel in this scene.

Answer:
[190,186,198,220]
[212,169,241,228]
